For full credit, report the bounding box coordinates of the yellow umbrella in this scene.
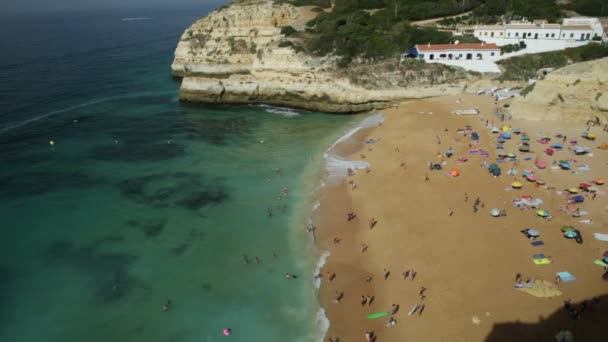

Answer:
[511,181,523,189]
[595,178,605,185]
[567,188,579,194]
[502,125,510,132]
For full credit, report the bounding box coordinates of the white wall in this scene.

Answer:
[504,28,561,40]
[474,30,505,39]
[560,29,594,41]
[419,49,500,61]
[562,18,605,39]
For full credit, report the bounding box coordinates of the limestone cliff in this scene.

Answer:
[171,0,473,113]
[510,57,608,123]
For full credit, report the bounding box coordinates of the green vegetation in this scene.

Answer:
[290,0,332,8]
[280,26,298,36]
[497,43,608,81]
[473,0,562,23]
[565,0,608,17]
[500,41,526,54]
[519,82,535,97]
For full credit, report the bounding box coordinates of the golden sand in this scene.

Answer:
[314,94,608,342]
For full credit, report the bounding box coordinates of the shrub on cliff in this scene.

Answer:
[290,0,332,8]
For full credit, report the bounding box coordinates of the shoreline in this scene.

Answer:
[313,94,608,341]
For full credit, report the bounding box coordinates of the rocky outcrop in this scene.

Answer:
[510,57,608,123]
[171,0,473,113]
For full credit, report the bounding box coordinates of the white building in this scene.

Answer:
[562,17,605,40]
[474,19,596,42]
[414,43,500,61]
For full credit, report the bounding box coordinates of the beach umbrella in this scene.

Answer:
[599,143,608,150]
[572,146,588,155]
[511,181,523,189]
[502,125,510,132]
[594,178,605,185]
[521,134,530,141]
[561,225,576,232]
[503,132,512,139]
[559,160,570,170]
[572,195,585,203]
[566,187,579,194]
[490,208,500,217]
[552,143,563,149]
[471,132,479,140]
[519,144,530,152]
[497,136,506,143]
[528,229,540,237]
[491,127,500,134]
[536,210,549,218]
[564,230,578,239]
[579,183,591,190]
[535,160,546,169]
[588,186,598,193]
[450,169,460,177]
[545,148,554,156]
[507,152,516,159]
[446,148,454,157]
[513,128,521,134]
[535,179,546,185]
[525,174,536,182]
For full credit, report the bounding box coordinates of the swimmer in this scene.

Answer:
[223,328,231,336]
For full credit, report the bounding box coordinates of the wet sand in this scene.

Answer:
[315,94,608,342]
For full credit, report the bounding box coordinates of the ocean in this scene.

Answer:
[0,5,361,342]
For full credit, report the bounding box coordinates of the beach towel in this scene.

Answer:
[531,240,544,246]
[533,258,552,265]
[533,254,546,259]
[556,272,576,282]
[366,311,388,319]
[594,233,608,242]
[595,259,608,268]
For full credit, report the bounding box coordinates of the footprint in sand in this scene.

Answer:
[472,316,481,325]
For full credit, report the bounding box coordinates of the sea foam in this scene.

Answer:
[323,113,384,186]
[257,104,303,117]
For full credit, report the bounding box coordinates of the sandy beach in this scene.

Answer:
[315,94,608,342]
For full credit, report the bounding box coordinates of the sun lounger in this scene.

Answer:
[533,258,552,265]
[594,233,608,242]
[556,272,576,282]
[533,254,546,259]
[594,259,608,268]
[531,241,544,246]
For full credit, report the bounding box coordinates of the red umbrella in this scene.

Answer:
[545,148,554,156]
[579,183,591,190]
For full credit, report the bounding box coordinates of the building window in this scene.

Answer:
[546,33,549,38]
[430,54,434,60]
[508,32,511,37]
[500,32,503,36]
[570,33,574,38]
[515,32,519,37]
[491,52,495,56]
[551,33,555,38]
[562,33,565,38]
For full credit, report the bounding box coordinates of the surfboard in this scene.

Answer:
[366,311,388,319]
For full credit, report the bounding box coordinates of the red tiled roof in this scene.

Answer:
[416,43,499,52]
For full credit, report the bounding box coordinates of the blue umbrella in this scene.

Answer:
[528,229,540,237]
[503,132,512,139]
[553,143,563,149]
[564,230,578,239]
[573,195,585,203]
[497,136,506,143]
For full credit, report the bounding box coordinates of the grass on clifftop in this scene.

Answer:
[497,44,608,81]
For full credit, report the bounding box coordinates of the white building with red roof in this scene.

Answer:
[414,42,500,61]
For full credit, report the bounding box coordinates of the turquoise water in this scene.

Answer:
[0,6,358,342]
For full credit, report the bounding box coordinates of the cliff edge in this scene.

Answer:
[510,57,608,123]
[171,0,473,113]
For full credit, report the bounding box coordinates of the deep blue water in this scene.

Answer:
[0,5,356,341]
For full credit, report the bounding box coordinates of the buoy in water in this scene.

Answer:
[222,328,231,336]
[49,140,54,146]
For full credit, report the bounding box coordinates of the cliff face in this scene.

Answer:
[171,0,472,113]
[510,57,608,123]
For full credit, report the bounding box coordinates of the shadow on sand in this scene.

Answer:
[485,293,608,342]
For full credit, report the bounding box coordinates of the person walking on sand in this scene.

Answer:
[391,304,400,315]
[411,270,417,280]
[333,291,343,303]
[425,173,430,182]
[448,208,453,217]
[384,269,390,280]
[369,217,377,229]
[361,244,368,253]
[464,193,468,202]
[361,295,368,306]
[403,270,410,279]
